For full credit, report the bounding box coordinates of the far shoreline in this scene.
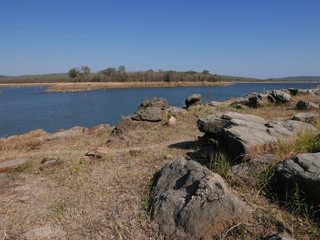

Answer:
[0,81,318,93]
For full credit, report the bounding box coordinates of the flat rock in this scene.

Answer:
[24,225,67,239]
[198,112,316,160]
[0,158,28,173]
[291,112,320,123]
[149,158,252,240]
[276,152,320,205]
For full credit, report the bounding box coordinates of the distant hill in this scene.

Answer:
[0,73,68,83]
[266,76,320,82]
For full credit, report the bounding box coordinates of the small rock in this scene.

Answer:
[185,94,202,109]
[85,146,108,158]
[166,107,188,117]
[164,154,173,160]
[263,233,296,240]
[129,148,142,156]
[0,159,29,173]
[167,116,177,125]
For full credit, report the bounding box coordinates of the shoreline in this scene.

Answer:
[0,81,319,93]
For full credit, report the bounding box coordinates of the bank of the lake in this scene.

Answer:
[0,82,318,137]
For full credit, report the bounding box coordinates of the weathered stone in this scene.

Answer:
[247,92,268,108]
[0,158,28,173]
[291,112,320,123]
[129,147,142,156]
[296,100,310,110]
[276,152,320,205]
[138,97,169,110]
[185,94,202,109]
[85,146,108,158]
[150,158,252,240]
[198,112,316,159]
[131,107,164,122]
[166,106,188,117]
[268,90,292,103]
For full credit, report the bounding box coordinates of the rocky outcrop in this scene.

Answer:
[185,94,202,109]
[197,112,316,159]
[276,152,320,205]
[268,90,292,103]
[291,112,320,123]
[149,158,252,240]
[113,98,169,134]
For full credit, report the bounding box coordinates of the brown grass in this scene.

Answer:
[0,93,319,239]
[46,81,233,92]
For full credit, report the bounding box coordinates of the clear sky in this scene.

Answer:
[0,0,319,78]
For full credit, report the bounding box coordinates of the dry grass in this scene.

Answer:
[46,81,233,92]
[0,93,319,239]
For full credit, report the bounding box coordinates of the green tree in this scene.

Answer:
[117,65,126,73]
[202,69,210,75]
[101,67,116,76]
[68,68,79,79]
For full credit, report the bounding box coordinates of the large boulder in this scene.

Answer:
[185,94,202,109]
[166,106,188,118]
[149,158,252,240]
[197,112,316,159]
[268,90,292,103]
[113,98,169,134]
[276,152,320,205]
[296,100,319,110]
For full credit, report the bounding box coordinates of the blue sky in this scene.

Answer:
[0,0,319,78]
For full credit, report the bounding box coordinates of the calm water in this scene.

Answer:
[0,83,318,137]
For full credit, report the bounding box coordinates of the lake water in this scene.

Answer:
[0,82,318,137]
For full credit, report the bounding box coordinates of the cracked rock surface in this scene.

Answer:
[149,158,252,240]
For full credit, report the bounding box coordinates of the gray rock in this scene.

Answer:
[296,100,310,110]
[149,158,252,240]
[166,106,188,117]
[0,158,28,173]
[113,98,169,134]
[131,107,164,122]
[291,112,320,123]
[197,112,316,159]
[185,94,202,109]
[268,90,292,103]
[138,97,169,110]
[248,93,263,108]
[276,152,320,204]
[263,233,296,240]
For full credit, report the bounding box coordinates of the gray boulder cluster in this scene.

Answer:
[197,112,315,159]
[148,87,319,239]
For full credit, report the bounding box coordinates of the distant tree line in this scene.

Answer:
[68,66,222,82]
